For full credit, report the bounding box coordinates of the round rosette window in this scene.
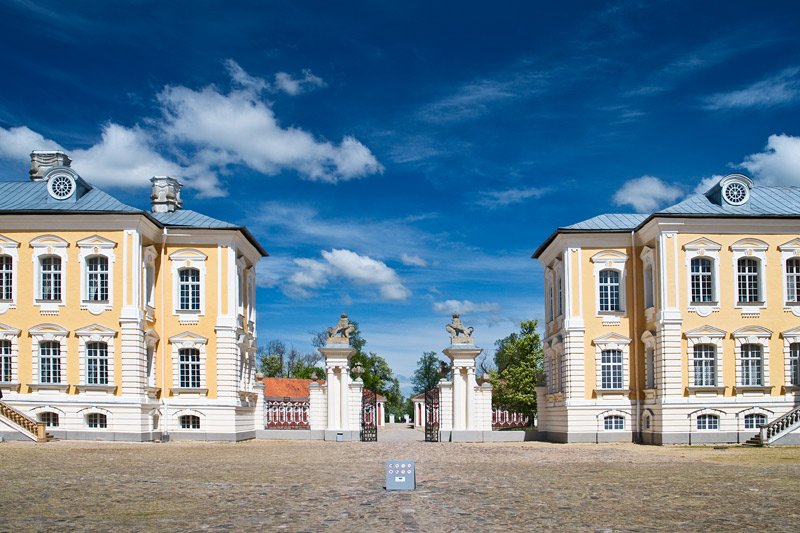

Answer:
[47,173,76,200]
[722,180,748,205]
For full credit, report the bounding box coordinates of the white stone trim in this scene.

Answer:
[30,234,69,314]
[685,325,726,393]
[0,322,21,384]
[640,246,655,316]
[169,249,207,324]
[173,408,205,430]
[641,330,657,392]
[75,324,117,391]
[590,250,628,325]
[778,238,800,316]
[730,238,769,316]
[144,328,160,389]
[732,326,772,393]
[169,331,208,394]
[76,406,113,430]
[597,408,631,431]
[781,326,800,389]
[592,333,630,397]
[0,234,20,314]
[683,237,721,318]
[142,245,158,313]
[29,323,69,384]
[77,235,116,315]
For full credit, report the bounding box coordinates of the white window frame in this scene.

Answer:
[641,246,655,314]
[79,407,111,430]
[603,415,625,431]
[696,413,719,430]
[552,257,564,320]
[779,239,800,316]
[169,249,207,325]
[29,323,68,389]
[591,250,627,324]
[683,238,721,318]
[169,332,208,395]
[592,333,630,397]
[31,235,69,314]
[0,234,20,314]
[77,235,116,315]
[144,328,160,390]
[730,239,768,315]
[597,409,629,432]
[782,326,800,390]
[744,413,768,430]
[732,326,772,393]
[75,324,117,393]
[0,322,20,385]
[641,330,656,391]
[544,266,555,325]
[685,326,725,394]
[173,408,204,431]
[143,245,158,311]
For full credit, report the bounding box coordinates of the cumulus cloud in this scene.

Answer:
[433,299,501,315]
[289,249,410,301]
[400,253,427,267]
[703,66,800,110]
[612,175,683,212]
[0,60,381,197]
[693,174,726,195]
[273,69,326,95]
[475,187,548,208]
[740,134,800,186]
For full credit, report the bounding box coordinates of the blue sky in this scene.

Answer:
[2,1,800,389]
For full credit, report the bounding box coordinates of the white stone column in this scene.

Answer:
[453,366,465,430]
[340,366,350,430]
[326,365,336,429]
[466,366,476,429]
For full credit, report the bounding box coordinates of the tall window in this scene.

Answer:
[787,258,800,303]
[178,268,201,311]
[737,258,760,303]
[645,347,655,389]
[697,414,719,430]
[547,283,554,321]
[599,269,620,312]
[40,256,62,301]
[0,340,11,382]
[39,341,61,383]
[693,344,716,387]
[600,349,623,389]
[643,264,654,308]
[604,415,624,430]
[741,344,763,386]
[180,415,200,429]
[790,343,800,386]
[690,257,714,303]
[744,413,767,430]
[86,342,109,385]
[557,277,563,316]
[146,346,155,387]
[0,255,12,300]
[179,348,201,388]
[86,256,109,301]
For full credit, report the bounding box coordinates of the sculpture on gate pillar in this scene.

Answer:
[327,313,355,344]
[446,314,474,344]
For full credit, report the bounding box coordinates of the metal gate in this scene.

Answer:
[360,389,378,442]
[424,387,439,442]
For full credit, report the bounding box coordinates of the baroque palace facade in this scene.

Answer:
[534,174,800,444]
[0,151,266,441]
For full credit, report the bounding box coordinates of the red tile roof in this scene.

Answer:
[262,377,313,400]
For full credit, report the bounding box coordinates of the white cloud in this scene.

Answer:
[740,134,800,186]
[693,174,725,195]
[433,299,501,315]
[475,187,548,208]
[273,69,326,95]
[400,253,427,267]
[0,126,62,159]
[612,175,683,212]
[288,249,410,301]
[703,67,800,110]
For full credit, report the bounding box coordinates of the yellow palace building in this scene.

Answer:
[533,174,800,445]
[0,151,266,441]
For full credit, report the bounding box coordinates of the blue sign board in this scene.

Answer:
[385,460,416,491]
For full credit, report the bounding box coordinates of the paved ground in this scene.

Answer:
[1,437,799,532]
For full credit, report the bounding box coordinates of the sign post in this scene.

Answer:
[385,460,416,491]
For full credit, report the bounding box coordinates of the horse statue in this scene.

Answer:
[446,313,474,343]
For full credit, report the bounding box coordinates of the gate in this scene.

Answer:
[360,389,378,442]
[424,387,439,442]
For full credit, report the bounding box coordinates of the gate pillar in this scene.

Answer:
[317,313,358,441]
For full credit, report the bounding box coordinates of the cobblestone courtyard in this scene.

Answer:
[2,431,800,532]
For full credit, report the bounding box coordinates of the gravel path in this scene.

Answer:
[1,439,799,532]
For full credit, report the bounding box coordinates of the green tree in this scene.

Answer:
[346,322,405,417]
[411,351,443,394]
[258,339,286,377]
[489,319,544,418]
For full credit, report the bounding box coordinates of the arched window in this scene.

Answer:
[741,344,763,386]
[40,256,62,301]
[787,258,800,303]
[178,268,201,311]
[38,412,59,427]
[690,257,714,303]
[39,341,61,384]
[604,415,624,430]
[179,348,201,388]
[0,255,12,301]
[87,413,107,429]
[86,342,109,385]
[85,256,109,301]
[693,344,716,387]
[744,413,767,430]
[179,414,200,429]
[598,269,620,311]
[0,339,11,382]
[737,258,760,303]
[600,349,623,389]
[697,414,719,430]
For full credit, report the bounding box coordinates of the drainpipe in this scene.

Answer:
[630,230,641,444]
[160,228,169,440]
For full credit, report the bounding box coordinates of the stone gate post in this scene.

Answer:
[316,313,358,441]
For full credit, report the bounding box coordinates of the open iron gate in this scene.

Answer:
[424,387,439,442]
[360,389,378,442]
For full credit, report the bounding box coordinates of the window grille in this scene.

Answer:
[791,343,800,386]
[180,415,201,429]
[179,348,201,388]
[741,344,763,386]
[39,412,59,427]
[737,258,760,303]
[0,340,11,382]
[787,258,800,302]
[604,415,624,430]
[39,341,61,384]
[87,413,107,428]
[86,256,109,301]
[693,344,716,387]
[0,255,12,300]
[40,256,61,301]
[179,268,201,311]
[697,414,719,430]
[598,269,620,311]
[600,349,623,389]
[86,342,109,385]
[690,257,714,303]
[744,413,767,430]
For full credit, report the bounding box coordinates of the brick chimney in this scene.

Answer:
[150,176,183,213]
[30,150,71,181]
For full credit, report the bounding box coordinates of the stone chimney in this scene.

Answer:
[30,150,72,181]
[150,176,183,213]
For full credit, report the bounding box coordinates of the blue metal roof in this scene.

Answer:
[0,180,140,213]
[658,187,800,216]
[562,213,647,231]
[150,210,238,229]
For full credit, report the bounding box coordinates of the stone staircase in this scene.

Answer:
[744,406,800,446]
[0,401,51,442]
